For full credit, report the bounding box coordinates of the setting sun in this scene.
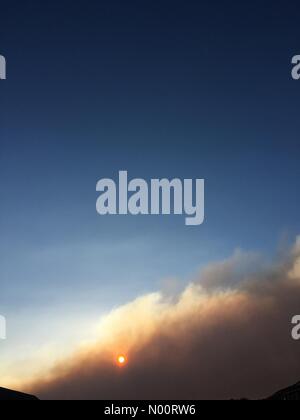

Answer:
[117,355,127,366]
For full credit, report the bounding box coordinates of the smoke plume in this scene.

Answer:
[25,239,300,400]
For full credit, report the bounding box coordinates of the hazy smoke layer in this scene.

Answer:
[28,239,300,400]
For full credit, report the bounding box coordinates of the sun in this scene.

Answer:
[117,355,127,366]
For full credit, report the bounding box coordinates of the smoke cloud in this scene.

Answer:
[25,239,300,400]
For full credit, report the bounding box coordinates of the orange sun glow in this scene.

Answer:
[117,355,127,366]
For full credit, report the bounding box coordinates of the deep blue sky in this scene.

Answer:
[1,0,300,362]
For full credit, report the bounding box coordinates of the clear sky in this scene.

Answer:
[1,0,300,385]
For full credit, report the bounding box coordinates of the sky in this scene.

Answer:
[0,0,300,397]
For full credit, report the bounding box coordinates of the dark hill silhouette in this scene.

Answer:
[267,381,300,401]
[1,381,300,400]
[0,387,38,401]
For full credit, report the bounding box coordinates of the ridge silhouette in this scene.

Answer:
[0,387,38,401]
[0,381,299,400]
[267,381,300,401]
